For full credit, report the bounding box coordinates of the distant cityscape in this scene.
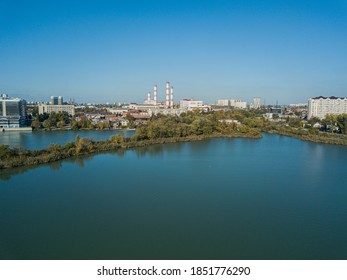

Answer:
[0,83,346,132]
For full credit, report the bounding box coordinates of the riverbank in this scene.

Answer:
[39,127,136,131]
[266,127,347,146]
[1,127,32,132]
[0,132,262,169]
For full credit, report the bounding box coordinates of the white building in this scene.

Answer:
[231,99,247,109]
[38,104,75,116]
[148,108,188,116]
[289,103,307,107]
[308,96,347,119]
[216,99,229,106]
[108,108,128,115]
[128,103,158,111]
[251,98,261,109]
[180,99,203,110]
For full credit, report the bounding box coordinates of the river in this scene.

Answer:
[0,133,346,259]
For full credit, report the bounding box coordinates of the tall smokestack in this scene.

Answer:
[147,91,151,103]
[154,85,157,105]
[170,86,174,108]
[166,81,170,108]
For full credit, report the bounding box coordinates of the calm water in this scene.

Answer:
[0,130,135,150]
[1,134,347,259]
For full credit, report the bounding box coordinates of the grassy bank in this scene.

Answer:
[266,127,347,146]
[0,131,262,170]
[1,111,265,169]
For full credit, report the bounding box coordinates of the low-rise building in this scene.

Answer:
[108,108,128,115]
[128,103,158,111]
[38,104,75,116]
[148,108,188,116]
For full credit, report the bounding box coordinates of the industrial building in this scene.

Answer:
[308,96,347,119]
[180,99,203,110]
[0,94,28,129]
[129,103,157,111]
[144,82,174,108]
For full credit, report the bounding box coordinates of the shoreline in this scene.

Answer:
[0,132,262,170]
[265,129,347,146]
[2,127,347,170]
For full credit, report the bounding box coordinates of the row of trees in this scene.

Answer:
[31,112,71,130]
[31,112,116,131]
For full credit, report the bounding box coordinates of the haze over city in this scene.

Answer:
[1,0,346,104]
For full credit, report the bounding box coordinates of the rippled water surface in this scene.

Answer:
[1,134,347,259]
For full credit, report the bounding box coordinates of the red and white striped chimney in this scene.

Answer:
[170,86,174,108]
[147,91,151,103]
[165,81,170,108]
[154,85,157,105]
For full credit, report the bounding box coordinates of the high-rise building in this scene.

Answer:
[0,94,27,128]
[58,96,63,105]
[50,96,64,105]
[308,96,347,119]
[252,98,261,109]
[50,96,58,105]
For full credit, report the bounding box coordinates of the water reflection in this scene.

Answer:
[0,154,95,181]
[132,142,182,158]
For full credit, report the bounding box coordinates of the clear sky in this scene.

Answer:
[1,0,346,104]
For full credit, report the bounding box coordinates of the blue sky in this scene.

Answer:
[1,0,346,104]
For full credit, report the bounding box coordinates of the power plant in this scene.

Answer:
[144,81,174,108]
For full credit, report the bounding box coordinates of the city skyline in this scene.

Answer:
[1,0,346,104]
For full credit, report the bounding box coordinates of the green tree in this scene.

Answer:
[57,120,65,128]
[75,135,83,154]
[97,121,104,130]
[43,119,52,129]
[109,133,125,144]
[31,120,41,130]
[336,114,347,134]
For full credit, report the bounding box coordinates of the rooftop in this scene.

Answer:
[312,96,347,100]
